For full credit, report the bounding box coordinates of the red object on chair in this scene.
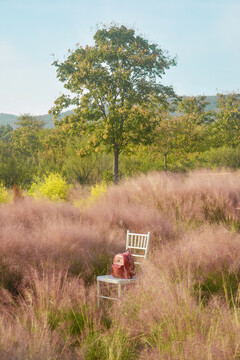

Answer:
[112,250,135,279]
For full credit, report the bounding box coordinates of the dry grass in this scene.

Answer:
[0,170,240,359]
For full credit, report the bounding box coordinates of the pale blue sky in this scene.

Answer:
[0,0,239,115]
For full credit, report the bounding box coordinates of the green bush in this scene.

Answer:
[29,173,71,201]
[203,146,240,169]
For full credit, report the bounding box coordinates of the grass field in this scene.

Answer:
[0,170,240,359]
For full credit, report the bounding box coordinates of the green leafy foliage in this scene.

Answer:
[50,24,177,182]
[11,114,46,156]
[0,124,13,142]
[202,146,240,169]
[210,93,240,148]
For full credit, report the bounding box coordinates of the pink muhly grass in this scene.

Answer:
[84,169,240,245]
[85,201,174,243]
[0,310,74,360]
[0,169,239,359]
[0,198,123,295]
[118,250,240,359]
[150,225,240,281]
[0,269,101,359]
[20,268,86,311]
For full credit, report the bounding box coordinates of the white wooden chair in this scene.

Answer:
[97,230,150,307]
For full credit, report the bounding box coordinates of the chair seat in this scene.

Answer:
[97,275,137,284]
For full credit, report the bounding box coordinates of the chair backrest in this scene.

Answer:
[126,230,150,265]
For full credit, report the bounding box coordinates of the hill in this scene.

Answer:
[0,113,19,128]
[0,110,73,129]
[0,96,218,129]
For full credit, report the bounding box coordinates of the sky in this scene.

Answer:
[0,0,239,115]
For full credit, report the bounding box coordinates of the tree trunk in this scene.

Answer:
[164,153,168,172]
[113,149,119,184]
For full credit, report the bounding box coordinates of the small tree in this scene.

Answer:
[0,125,13,142]
[154,111,183,171]
[50,24,176,182]
[211,93,240,148]
[153,96,212,171]
[176,96,213,154]
[11,114,46,157]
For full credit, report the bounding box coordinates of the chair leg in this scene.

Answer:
[97,280,100,308]
[118,283,121,300]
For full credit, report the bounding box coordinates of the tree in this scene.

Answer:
[0,124,13,142]
[50,24,176,182]
[177,96,213,124]
[153,111,183,171]
[175,96,213,153]
[11,114,46,157]
[152,96,212,171]
[2,114,47,186]
[211,93,240,148]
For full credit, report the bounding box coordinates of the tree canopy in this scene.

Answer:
[50,24,177,182]
[11,114,46,157]
[211,93,240,148]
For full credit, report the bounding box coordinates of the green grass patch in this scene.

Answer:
[193,271,240,306]
[82,328,140,360]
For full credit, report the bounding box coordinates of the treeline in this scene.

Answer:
[0,93,239,188]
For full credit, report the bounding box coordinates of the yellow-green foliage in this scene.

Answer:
[89,182,107,203]
[29,173,70,201]
[73,182,107,210]
[0,183,10,203]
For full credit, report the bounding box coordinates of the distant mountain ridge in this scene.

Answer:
[0,96,218,129]
[0,110,73,129]
[0,113,19,128]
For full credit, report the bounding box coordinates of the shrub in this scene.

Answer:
[0,183,10,203]
[204,146,240,169]
[29,173,70,201]
[73,182,108,210]
[89,182,107,203]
